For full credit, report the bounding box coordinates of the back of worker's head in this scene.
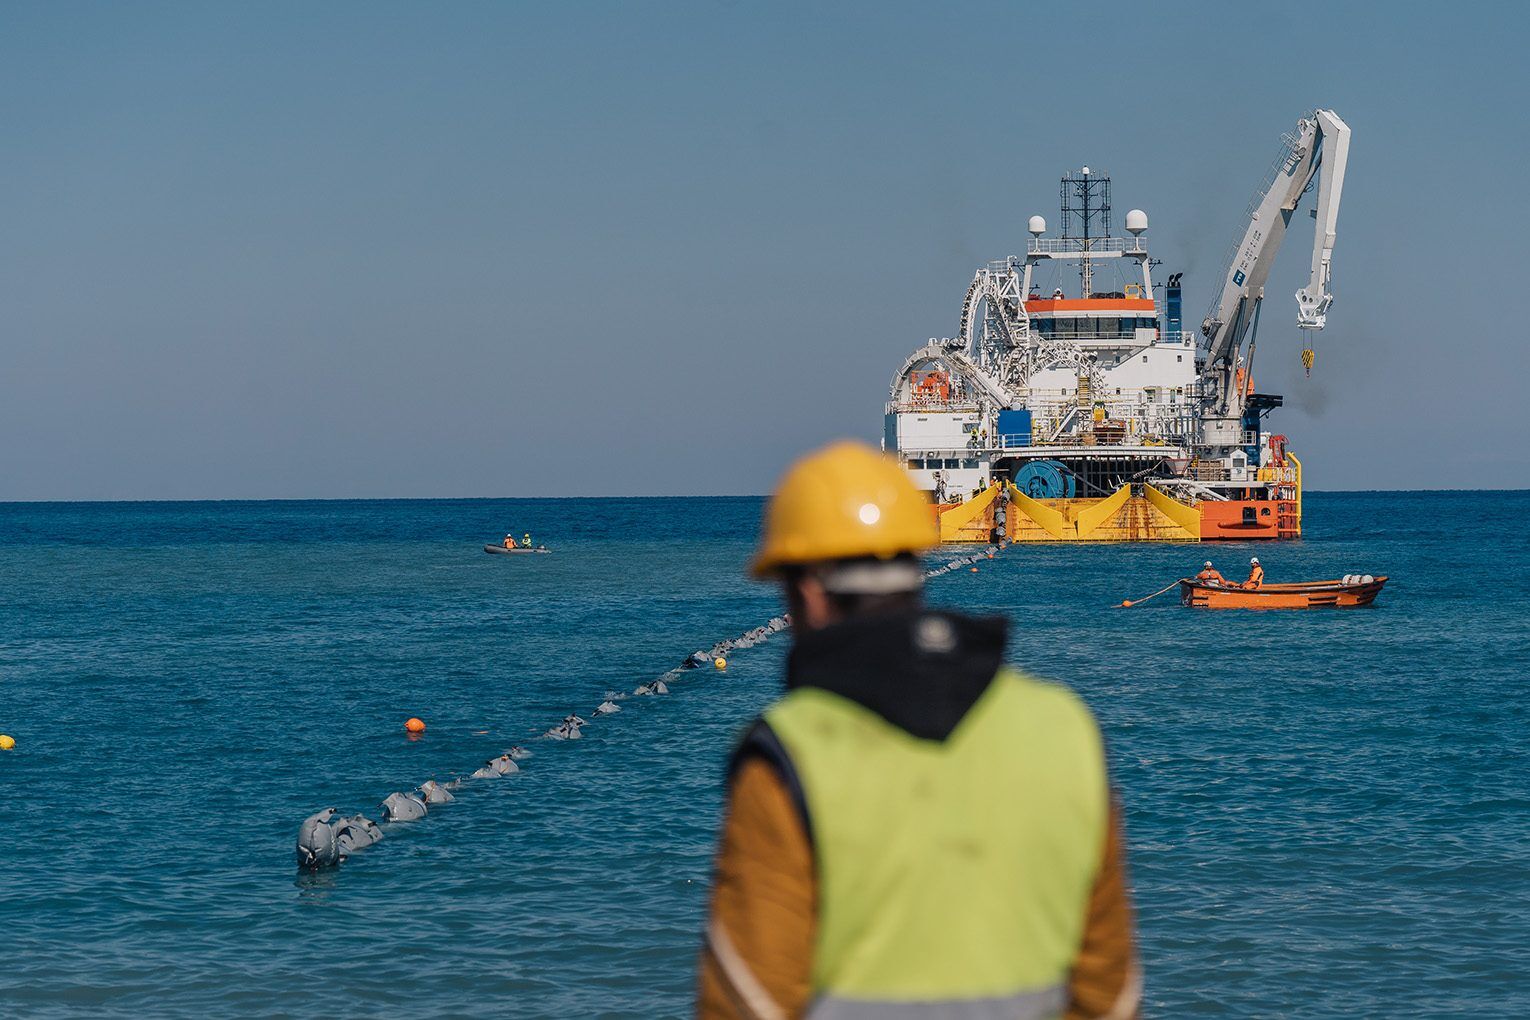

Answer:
[780,554,925,630]
[752,441,938,632]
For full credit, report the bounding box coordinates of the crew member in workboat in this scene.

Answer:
[1195,561,1225,584]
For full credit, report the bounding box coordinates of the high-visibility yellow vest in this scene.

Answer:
[764,668,1108,1017]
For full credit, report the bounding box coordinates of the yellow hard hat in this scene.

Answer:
[751,441,938,578]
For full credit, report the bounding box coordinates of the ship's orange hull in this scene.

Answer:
[1180,577,1387,609]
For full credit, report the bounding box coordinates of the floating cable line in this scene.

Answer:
[294,546,1002,870]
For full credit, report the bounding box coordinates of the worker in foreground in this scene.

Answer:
[1243,556,1264,590]
[698,441,1139,1019]
[1195,560,1225,584]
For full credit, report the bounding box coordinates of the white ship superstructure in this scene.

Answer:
[884,109,1350,542]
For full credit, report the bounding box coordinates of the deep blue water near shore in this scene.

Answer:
[1,492,1526,1018]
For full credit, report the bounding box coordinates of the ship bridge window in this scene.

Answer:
[909,459,925,469]
[961,458,979,469]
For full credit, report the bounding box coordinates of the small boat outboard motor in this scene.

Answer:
[297,808,341,869]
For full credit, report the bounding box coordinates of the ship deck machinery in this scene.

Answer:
[884,109,1349,543]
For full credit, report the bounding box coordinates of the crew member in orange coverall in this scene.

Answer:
[698,441,1139,1019]
[1196,560,1225,584]
[1243,557,1264,590]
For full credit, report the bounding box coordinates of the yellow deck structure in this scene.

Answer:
[939,483,1202,543]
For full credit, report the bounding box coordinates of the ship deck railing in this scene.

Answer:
[886,400,982,414]
[1026,236,1149,257]
[902,436,1200,460]
[996,433,1197,451]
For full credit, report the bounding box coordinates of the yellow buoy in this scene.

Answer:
[714,657,727,670]
[0,734,15,750]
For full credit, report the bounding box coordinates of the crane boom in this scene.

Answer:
[1296,110,1350,330]
[1200,109,1351,419]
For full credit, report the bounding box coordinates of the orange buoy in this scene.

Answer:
[969,567,979,573]
[404,717,426,734]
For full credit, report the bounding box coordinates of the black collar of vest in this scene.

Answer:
[785,609,1008,743]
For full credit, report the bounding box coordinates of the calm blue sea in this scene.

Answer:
[1,492,1527,1017]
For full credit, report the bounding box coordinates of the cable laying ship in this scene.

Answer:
[884,109,1350,543]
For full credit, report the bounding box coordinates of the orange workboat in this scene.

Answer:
[1180,576,1387,609]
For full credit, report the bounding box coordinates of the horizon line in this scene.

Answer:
[1,487,1527,506]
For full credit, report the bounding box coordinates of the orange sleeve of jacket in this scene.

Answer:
[698,757,817,1019]
[1065,799,1142,1020]
[698,759,1139,1020]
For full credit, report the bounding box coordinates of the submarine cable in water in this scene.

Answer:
[291,542,1011,870]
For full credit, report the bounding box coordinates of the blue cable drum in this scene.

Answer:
[1013,460,1075,499]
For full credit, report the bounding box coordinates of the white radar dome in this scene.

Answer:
[1027,215,1047,236]
[1125,209,1148,235]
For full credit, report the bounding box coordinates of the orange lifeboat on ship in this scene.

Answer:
[1179,576,1388,609]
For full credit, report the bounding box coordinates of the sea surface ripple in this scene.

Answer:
[1,492,1526,1017]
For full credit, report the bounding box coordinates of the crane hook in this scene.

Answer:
[1301,347,1316,378]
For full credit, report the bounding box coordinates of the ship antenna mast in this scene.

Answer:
[1060,167,1111,298]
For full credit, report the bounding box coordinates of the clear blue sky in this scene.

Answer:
[3,1,1525,498]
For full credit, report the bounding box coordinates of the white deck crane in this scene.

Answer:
[1199,109,1350,444]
